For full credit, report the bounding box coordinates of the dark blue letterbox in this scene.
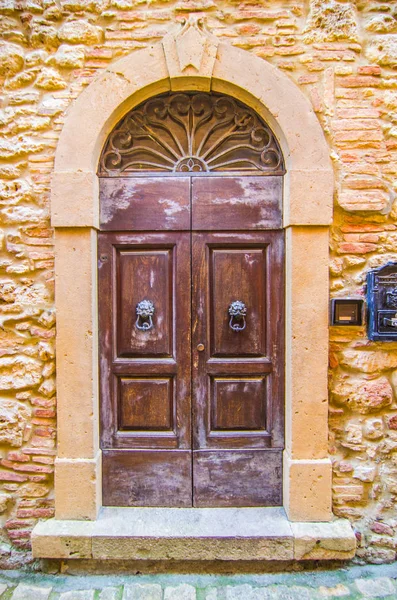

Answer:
[367,262,397,341]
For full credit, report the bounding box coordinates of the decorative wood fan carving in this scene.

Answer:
[98,92,285,176]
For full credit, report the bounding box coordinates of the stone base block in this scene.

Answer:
[292,520,357,560]
[55,455,101,520]
[32,507,356,562]
[283,455,333,522]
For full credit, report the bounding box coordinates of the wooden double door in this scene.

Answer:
[98,176,284,507]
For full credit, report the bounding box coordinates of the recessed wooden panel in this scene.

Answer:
[99,178,190,230]
[192,177,282,230]
[103,450,192,507]
[193,449,282,507]
[119,377,173,431]
[211,377,266,431]
[117,248,172,358]
[210,247,266,357]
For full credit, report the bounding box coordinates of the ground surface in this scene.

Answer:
[0,564,396,598]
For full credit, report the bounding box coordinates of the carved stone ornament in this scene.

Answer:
[98,92,285,176]
[162,15,219,79]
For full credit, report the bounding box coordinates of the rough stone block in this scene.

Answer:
[0,357,42,391]
[304,0,359,43]
[367,35,397,68]
[58,21,103,45]
[0,400,31,447]
[0,42,24,76]
[332,377,393,414]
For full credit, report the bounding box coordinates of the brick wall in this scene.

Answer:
[0,0,396,566]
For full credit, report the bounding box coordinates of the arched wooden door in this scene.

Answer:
[97,93,285,507]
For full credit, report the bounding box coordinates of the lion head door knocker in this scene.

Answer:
[228,300,247,332]
[135,300,155,331]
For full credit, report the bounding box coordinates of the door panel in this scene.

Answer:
[118,377,173,430]
[100,177,190,231]
[192,176,282,230]
[117,248,172,358]
[193,450,282,507]
[192,231,284,506]
[210,247,266,357]
[102,450,192,507]
[211,376,267,431]
[99,231,192,506]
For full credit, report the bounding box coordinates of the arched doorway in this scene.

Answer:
[97,92,286,507]
[44,20,336,526]
[32,21,358,567]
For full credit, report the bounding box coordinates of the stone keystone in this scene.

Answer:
[162,16,219,86]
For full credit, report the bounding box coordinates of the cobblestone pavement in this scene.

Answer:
[0,565,396,599]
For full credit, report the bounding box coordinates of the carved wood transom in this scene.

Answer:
[98,92,285,176]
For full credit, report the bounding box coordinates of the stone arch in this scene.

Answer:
[52,22,333,227]
[51,18,334,524]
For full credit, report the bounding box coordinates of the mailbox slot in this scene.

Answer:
[330,299,364,326]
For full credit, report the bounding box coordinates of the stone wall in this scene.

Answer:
[0,0,396,567]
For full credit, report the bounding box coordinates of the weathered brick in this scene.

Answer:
[337,242,377,254]
[0,472,28,483]
[16,507,54,518]
[357,65,381,76]
[339,76,382,88]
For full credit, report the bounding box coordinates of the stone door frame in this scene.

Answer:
[52,20,334,523]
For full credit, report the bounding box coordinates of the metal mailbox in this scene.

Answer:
[367,262,397,341]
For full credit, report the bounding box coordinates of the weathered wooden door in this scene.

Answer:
[99,179,193,506]
[98,176,284,507]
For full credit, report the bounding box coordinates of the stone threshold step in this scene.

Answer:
[32,507,356,562]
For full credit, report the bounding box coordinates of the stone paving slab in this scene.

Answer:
[12,583,53,599]
[0,565,395,600]
[354,577,396,598]
[123,584,162,600]
[163,584,196,600]
[59,591,96,600]
[100,587,121,600]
